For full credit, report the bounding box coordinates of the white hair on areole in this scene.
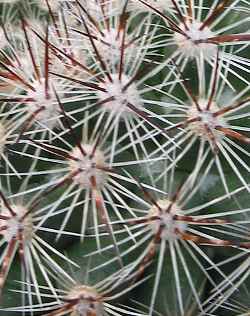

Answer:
[148,199,187,241]
[26,78,61,129]
[174,21,217,59]
[98,73,143,117]
[68,143,108,189]
[0,204,33,243]
[186,99,227,142]
[66,285,103,316]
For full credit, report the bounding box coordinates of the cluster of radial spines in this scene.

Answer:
[0,176,81,306]
[22,120,147,253]
[137,0,250,89]
[0,18,89,142]
[0,1,249,316]
[96,169,250,316]
[149,51,250,193]
[48,1,179,160]
[3,258,147,316]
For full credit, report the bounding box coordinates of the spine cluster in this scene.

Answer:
[0,1,249,316]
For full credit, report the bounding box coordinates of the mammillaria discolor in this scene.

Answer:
[0,1,249,316]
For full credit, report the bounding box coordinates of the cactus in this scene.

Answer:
[0,1,249,315]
